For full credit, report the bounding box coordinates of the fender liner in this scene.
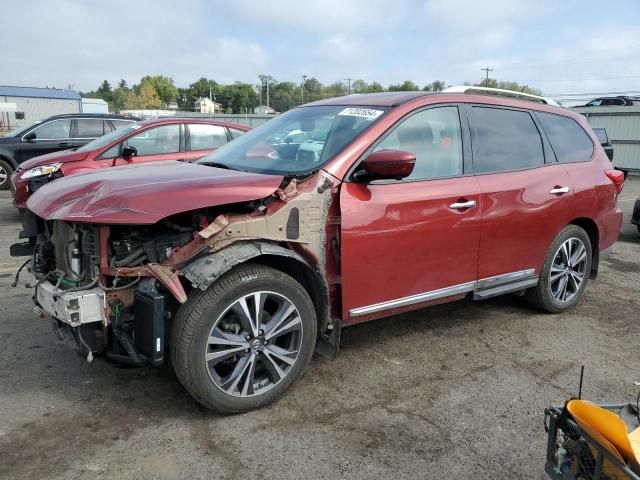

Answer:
[181,240,340,359]
[181,241,308,290]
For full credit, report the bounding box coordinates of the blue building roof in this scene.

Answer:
[0,85,81,100]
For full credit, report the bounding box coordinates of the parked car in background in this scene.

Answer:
[14,89,624,413]
[632,197,640,235]
[0,114,137,190]
[11,118,250,211]
[583,96,640,107]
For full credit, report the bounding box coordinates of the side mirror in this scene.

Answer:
[24,132,36,142]
[354,149,416,182]
[122,145,137,159]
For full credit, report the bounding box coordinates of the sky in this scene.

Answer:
[2,0,640,103]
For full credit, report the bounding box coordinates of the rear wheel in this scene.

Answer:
[0,159,13,191]
[171,264,317,413]
[526,225,592,313]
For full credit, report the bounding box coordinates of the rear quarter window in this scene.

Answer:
[536,112,593,163]
[468,106,545,174]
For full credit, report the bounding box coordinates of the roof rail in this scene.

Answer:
[442,85,561,107]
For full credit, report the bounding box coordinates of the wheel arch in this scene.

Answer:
[0,151,17,171]
[568,217,600,278]
[181,240,329,342]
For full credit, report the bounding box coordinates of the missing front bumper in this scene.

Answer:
[36,281,105,327]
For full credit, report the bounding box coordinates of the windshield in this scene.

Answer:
[197,105,389,175]
[76,123,142,152]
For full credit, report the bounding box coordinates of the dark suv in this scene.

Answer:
[0,113,137,190]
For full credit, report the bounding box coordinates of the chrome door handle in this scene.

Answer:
[449,200,476,210]
[549,186,570,195]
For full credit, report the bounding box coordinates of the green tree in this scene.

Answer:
[388,80,420,91]
[222,82,258,114]
[302,78,324,102]
[140,75,177,106]
[118,79,128,91]
[270,81,298,112]
[139,80,161,108]
[351,79,369,94]
[124,90,144,109]
[423,80,446,92]
[324,82,346,98]
[474,78,542,96]
[111,87,128,111]
[96,80,112,102]
[368,81,384,93]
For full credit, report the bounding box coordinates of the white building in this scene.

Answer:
[0,86,82,129]
[194,97,223,114]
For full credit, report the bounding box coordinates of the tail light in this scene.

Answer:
[605,169,625,194]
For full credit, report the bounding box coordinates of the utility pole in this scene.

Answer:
[300,74,307,104]
[345,77,352,94]
[481,66,493,86]
[259,74,272,111]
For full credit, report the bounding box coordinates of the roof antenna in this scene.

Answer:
[578,365,585,400]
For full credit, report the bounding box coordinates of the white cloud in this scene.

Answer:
[227,0,409,32]
[0,0,267,90]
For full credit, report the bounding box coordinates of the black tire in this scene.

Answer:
[170,263,317,413]
[0,159,13,191]
[526,225,592,313]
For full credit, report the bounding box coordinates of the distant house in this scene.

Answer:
[167,101,179,110]
[254,105,276,115]
[194,97,222,114]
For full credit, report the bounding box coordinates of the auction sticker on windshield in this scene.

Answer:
[337,108,384,120]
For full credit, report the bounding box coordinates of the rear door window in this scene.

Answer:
[124,124,180,155]
[76,119,106,138]
[468,107,544,174]
[188,124,228,151]
[31,119,72,140]
[536,112,593,163]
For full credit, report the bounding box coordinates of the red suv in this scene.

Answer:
[10,118,250,210]
[14,90,624,413]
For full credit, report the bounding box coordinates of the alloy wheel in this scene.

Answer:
[549,237,588,303]
[205,291,303,397]
[0,165,7,187]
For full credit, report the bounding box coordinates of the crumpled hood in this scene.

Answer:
[27,161,284,224]
[17,149,90,171]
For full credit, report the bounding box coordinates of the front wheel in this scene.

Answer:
[526,225,592,313]
[0,159,13,191]
[171,264,317,413]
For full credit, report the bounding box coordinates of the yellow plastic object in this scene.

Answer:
[629,427,640,461]
[567,399,640,466]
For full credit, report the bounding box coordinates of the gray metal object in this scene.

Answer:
[36,281,105,326]
[205,290,303,397]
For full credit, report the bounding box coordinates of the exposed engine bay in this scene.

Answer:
[22,174,340,366]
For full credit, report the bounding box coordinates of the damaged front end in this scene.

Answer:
[24,172,342,366]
